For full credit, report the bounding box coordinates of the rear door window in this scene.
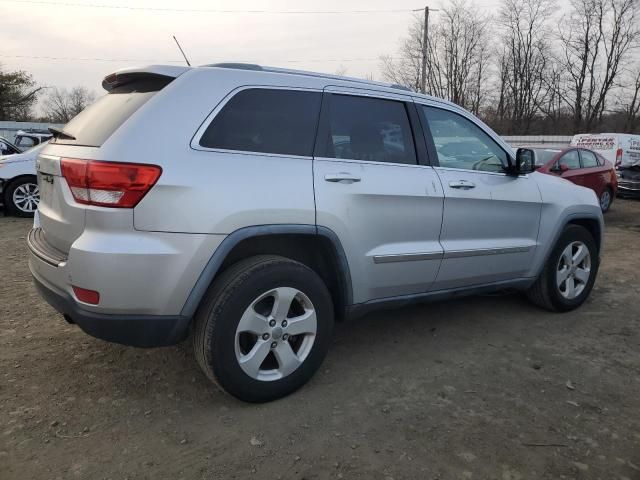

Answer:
[580,150,599,168]
[323,94,417,165]
[199,88,322,157]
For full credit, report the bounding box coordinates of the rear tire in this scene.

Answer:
[599,187,613,213]
[526,225,599,312]
[4,176,39,217]
[193,255,334,402]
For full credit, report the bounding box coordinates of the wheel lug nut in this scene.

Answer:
[283,334,289,341]
[282,320,288,327]
[262,333,270,340]
[269,320,276,327]
[270,341,277,349]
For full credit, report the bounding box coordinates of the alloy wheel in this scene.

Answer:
[556,241,591,300]
[235,287,317,381]
[12,182,40,214]
[600,190,611,211]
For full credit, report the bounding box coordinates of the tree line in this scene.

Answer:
[0,65,95,124]
[1,0,639,135]
[380,0,640,135]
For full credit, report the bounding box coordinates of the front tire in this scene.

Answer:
[526,225,599,312]
[4,176,39,217]
[193,255,334,402]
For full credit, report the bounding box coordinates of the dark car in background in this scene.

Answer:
[527,147,617,212]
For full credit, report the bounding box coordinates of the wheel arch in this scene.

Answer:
[3,173,38,193]
[3,174,39,212]
[533,212,603,280]
[180,225,353,321]
[567,217,602,253]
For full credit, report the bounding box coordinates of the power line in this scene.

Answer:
[0,0,420,14]
[0,54,389,64]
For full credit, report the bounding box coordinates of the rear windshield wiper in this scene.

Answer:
[48,126,76,140]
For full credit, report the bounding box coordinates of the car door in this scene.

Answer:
[313,87,445,303]
[417,103,542,289]
[552,149,586,187]
[578,149,606,196]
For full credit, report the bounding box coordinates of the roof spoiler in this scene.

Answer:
[101,65,190,91]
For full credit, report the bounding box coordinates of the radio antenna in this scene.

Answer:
[172,35,191,66]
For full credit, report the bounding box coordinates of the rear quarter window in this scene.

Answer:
[199,88,322,157]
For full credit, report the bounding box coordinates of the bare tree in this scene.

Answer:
[380,14,423,92]
[559,0,640,132]
[380,1,491,114]
[43,86,96,123]
[496,0,555,134]
[619,66,640,132]
[333,65,348,77]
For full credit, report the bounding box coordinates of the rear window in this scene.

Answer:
[52,78,169,147]
[199,88,322,157]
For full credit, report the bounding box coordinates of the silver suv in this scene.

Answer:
[29,64,603,402]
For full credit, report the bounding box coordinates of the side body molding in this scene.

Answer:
[180,224,353,318]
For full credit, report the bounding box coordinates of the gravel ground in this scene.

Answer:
[1,200,640,480]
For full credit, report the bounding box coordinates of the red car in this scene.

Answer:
[529,147,618,212]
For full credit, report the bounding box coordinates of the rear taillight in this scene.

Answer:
[60,158,162,208]
[615,148,623,167]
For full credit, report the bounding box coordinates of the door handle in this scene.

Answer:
[325,173,361,184]
[449,180,476,189]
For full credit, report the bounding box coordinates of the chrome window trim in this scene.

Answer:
[314,156,436,169]
[434,166,529,178]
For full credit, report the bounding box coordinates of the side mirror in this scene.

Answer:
[551,163,569,173]
[511,148,535,175]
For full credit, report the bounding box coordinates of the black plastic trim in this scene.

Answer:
[32,273,190,348]
[407,102,431,166]
[346,277,534,319]
[180,224,354,318]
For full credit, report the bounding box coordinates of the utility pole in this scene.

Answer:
[421,6,429,94]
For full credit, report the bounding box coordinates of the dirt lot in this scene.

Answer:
[1,200,640,480]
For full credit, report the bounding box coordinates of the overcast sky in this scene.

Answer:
[1,0,506,107]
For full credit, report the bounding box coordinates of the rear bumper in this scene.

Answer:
[617,181,640,197]
[31,268,190,347]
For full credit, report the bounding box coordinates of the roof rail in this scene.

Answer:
[390,84,412,92]
[202,62,417,93]
[206,62,263,71]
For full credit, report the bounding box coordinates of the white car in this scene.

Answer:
[13,130,53,150]
[0,142,48,216]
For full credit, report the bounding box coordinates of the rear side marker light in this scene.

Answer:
[72,286,100,305]
[60,158,162,208]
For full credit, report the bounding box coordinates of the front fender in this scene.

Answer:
[528,173,604,279]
